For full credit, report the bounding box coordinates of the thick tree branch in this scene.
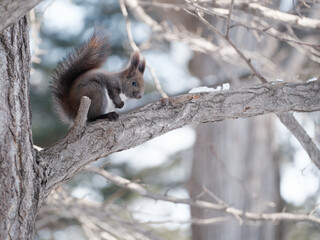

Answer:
[38,81,320,199]
[187,5,320,174]
[0,0,44,33]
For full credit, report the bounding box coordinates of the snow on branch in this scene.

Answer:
[38,80,320,200]
[135,0,320,63]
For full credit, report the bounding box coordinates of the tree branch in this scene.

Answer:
[188,5,320,172]
[138,1,319,63]
[119,0,168,98]
[236,2,320,30]
[44,189,164,240]
[205,0,320,30]
[277,112,320,169]
[70,96,91,132]
[0,0,44,33]
[38,81,320,199]
[85,166,320,228]
[225,0,234,38]
[139,1,320,30]
[125,0,279,74]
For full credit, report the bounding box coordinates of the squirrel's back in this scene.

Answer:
[50,31,109,123]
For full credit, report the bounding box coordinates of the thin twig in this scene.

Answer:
[85,166,320,227]
[193,7,320,168]
[120,0,168,98]
[193,7,268,83]
[147,64,168,98]
[119,0,139,51]
[140,216,230,225]
[225,0,235,39]
[122,0,320,170]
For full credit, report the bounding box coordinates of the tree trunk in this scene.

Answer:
[0,16,40,240]
[186,0,282,237]
[189,117,281,239]
[0,2,319,239]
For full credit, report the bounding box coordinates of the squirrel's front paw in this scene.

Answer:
[115,101,124,109]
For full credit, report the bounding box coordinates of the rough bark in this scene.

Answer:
[0,1,318,240]
[0,16,41,240]
[190,117,281,240]
[186,2,282,238]
[0,2,319,239]
[38,80,320,199]
[0,0,43,33]
[0,15,319,238]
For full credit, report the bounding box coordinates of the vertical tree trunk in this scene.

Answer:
[0,16,40,239]
[185,0,282,237]
[189,117,281,240]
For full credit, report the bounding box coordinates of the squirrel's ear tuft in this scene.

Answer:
[127,51,140,77]
[130,51,140,69]
[138,57,146,74]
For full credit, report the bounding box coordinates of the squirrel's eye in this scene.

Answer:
[132,82,137,87]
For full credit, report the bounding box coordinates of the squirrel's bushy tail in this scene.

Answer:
[50,30,109,123]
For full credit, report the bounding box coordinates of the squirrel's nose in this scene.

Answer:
[135,91,143,99]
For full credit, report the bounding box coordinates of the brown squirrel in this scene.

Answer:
[50,30,146,123]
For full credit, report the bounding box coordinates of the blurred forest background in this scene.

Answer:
[31,0,320,239]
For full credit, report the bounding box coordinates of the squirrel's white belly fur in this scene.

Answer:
[119,93,128,101]
[104,88,116,113]
[104,88,128,114]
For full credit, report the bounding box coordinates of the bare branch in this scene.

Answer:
[119,0,168,98]
[139,217,230,226]
[126,0,278,73]
[186,4,320,170]
[85,166,320,227]
[119,0,139,51]
[140,1,320,30]
[193,8,268,83]
[124,0,162,32]
[0,0,44,32]
[237,2,320,30]
[139,1,320,64]
[207,0,320,30]
[277,112,320,169]
[125,0,320,173]
[225,0,235,38]
[147,64,168,98]
[44,189,164,240]
[71,96,91,131]
[38,81,320,199]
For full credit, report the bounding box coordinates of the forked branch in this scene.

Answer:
[38,80,320,200]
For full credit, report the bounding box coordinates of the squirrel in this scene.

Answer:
[50,30,146,124]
